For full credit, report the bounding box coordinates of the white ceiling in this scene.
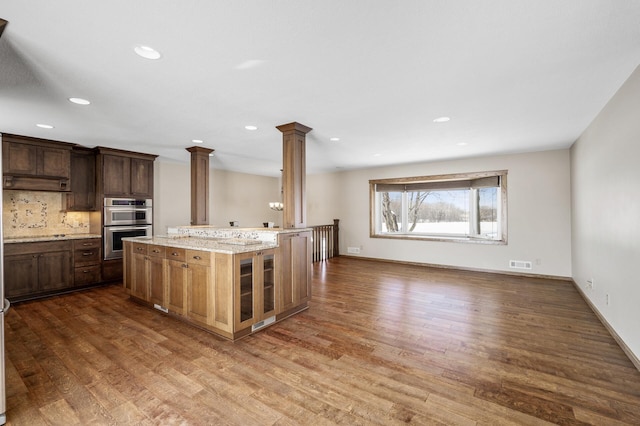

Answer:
[1,1,639,177]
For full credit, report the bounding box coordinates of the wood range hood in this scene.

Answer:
[186,122,312,228]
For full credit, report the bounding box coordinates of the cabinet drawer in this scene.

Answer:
[166,247,186,262]
[73,238,101,250]
[132,243,148,255]
[148,244,166,258]
[74,265,102,286]
[74,247,101,266]
[186,250,211,266]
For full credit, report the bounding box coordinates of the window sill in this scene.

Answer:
[371,233,507,245]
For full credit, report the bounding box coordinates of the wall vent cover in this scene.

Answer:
[509,260,532,270]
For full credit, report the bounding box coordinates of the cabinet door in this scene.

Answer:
[148,254,165,307]
[279,232,312,312]
[186,250,212,325]
[262,252,276,318]
[39,146,70,178]
[4,254,39,298]
[2,141,37,175]
[130,158,154,198]
[131,253,149,300]
[234,253,256,330]
[67,150,96,210]
[38,250,73,291]
[165,259,188,316]
[102,154,130,196]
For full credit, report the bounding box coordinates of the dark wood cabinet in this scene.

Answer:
[4,240,73,300]
[73,238,102,286]
[98,148,156,198]
[2,134,73,192]
[66,148,97,211]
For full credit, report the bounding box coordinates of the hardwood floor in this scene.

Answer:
[5,256,640,425]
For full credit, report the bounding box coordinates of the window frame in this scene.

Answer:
[369,170,508,245]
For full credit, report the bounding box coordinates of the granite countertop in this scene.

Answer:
[124,235,278,255]
[4,234,102,244]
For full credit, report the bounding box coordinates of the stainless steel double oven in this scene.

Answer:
[103,198,152,260]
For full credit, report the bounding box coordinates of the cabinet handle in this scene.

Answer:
[82,252,93,256]
[171,252,179,256]
[83,270,90,273]
[182,263,188,268]
[152,249,160,253]
[193,255,201,260]
[136,247,144,252]
[82,243,92,246]
[59,180,68,190]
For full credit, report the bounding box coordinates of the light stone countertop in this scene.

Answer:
[4,234,102,244]
[123,235,279,255]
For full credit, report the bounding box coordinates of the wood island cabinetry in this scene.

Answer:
[235,250,276,331]
[278,230,312,313]
[123,233,309,340]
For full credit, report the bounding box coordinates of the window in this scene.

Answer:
[370,170,507,244]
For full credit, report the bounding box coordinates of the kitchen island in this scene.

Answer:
[122,226,311,340]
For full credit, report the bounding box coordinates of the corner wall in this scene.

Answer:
[308,148,572,277]
[571,65,640,361]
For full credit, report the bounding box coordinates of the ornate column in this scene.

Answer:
[276,122,312,228]
[186,146,214,225]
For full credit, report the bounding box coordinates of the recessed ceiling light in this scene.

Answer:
[244,125,258,131]
[36,123,54,129]
[373,153,382,157]
[192,139,203,144]
[134,45,162,60]
[68,97,91,105]
[457,142,468,146]
[330,137,340,142]
[433,116,451,123]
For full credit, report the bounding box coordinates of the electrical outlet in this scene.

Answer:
[606,294,610,306]
[587,278,594,290]
[347,247,361,254]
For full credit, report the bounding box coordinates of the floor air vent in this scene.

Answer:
[509,260,532,270]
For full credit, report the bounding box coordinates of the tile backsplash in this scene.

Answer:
[2,190,91,238]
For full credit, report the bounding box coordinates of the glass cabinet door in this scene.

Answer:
[262,253,275,315]
[239,257,254,323]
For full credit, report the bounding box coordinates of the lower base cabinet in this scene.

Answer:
[123,240,306,340]
[4,241,74,300]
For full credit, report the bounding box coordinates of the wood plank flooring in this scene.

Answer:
[5,256,640,425]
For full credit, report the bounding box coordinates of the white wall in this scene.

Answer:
[571,65,640,360]
[210,169,281,228]
[308,149,572,277]
[154,160,281,233]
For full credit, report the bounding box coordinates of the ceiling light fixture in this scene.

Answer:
[134,45,162,60]
[192,139,203,144]
[433,116,451,123]
[330,137,340,142]
[68,97,91,105]
[36,123,54,129]
[245,125,258,131]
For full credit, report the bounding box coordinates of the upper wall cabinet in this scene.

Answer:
[66,147,97,211]
[97,147,157,198]
[2,134,73,192]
